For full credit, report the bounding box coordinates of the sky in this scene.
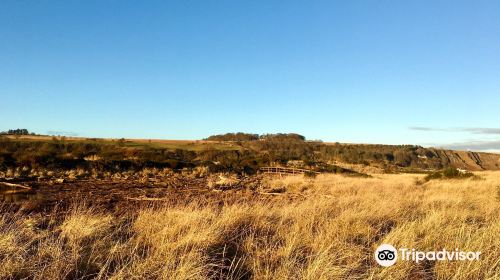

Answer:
[1,1,499,151]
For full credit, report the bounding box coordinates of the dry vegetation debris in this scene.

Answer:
[0,172,499,279]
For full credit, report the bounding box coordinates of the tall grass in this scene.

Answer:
[0,173,499,279]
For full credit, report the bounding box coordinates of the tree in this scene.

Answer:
[205,133,259,141]
[2,128,30,135]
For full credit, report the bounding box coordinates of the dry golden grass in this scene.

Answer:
[0,172,499,279]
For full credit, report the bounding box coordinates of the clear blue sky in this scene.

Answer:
[1,1,499,151]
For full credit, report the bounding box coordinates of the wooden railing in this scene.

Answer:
[259,166,320,175]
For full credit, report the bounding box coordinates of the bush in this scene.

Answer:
[424,167,474,182]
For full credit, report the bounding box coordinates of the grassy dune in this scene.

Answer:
[1,173,499,279]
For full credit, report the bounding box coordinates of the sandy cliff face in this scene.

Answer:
[435,150,500,171]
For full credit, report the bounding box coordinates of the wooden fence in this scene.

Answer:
[259,166,320,175]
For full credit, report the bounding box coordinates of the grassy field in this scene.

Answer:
[3,135,243,151]
[1,172,499,279]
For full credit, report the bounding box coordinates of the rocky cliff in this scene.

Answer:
[432,149,500,171]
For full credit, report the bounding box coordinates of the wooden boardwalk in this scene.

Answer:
[259,166,320,175]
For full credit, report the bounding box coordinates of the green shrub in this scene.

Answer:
[424,167,474,182]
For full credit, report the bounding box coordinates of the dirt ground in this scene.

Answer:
[0,174,294,214]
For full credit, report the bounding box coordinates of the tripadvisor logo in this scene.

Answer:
[375,244,398,267]
[374,244,481,267]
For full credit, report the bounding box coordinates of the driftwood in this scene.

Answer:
[0,182,32,190]
[125,196,170,201]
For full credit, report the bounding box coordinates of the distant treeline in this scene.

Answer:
[0,128,35,135]
[205,133,306,142]
[0,133,451,174]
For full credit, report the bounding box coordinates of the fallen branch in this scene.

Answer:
[0,182,32,190]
